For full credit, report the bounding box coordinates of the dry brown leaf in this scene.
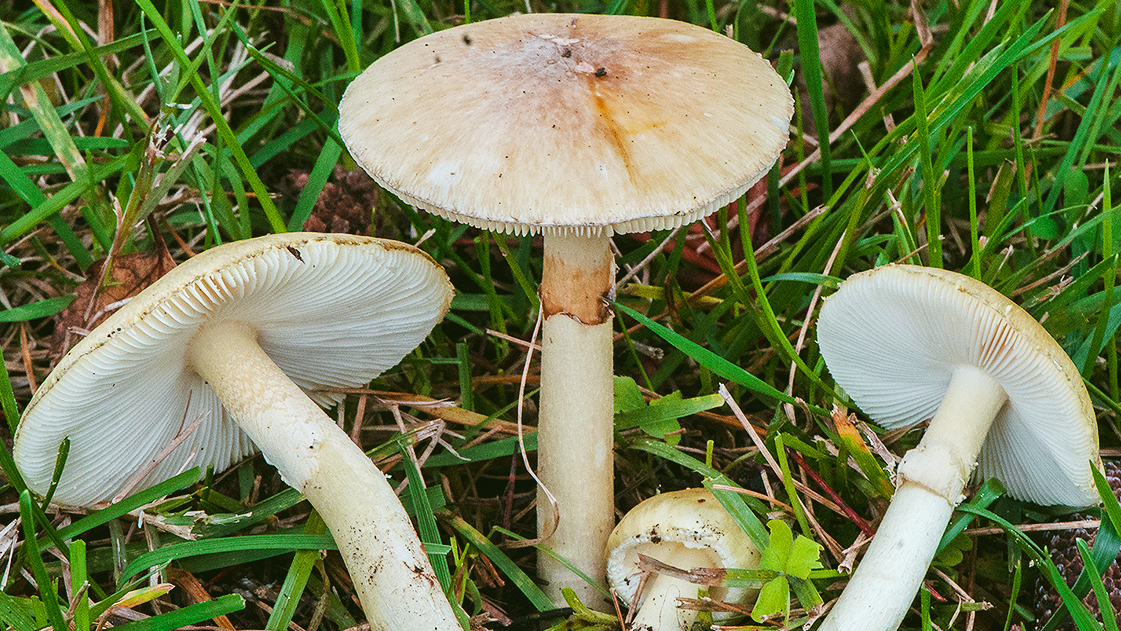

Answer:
[50,247,176,359]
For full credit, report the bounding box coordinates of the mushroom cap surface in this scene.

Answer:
[816,264,1100,506]
[605,488,761,610]
[338,13,793,237]
[15,233,454,506]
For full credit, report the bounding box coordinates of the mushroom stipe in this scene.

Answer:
[338,14,794,606]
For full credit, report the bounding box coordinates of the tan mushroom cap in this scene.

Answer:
[816,264,1100,506]
[606,488,761,611]
[15,233,453,506]
[338,13,793,237]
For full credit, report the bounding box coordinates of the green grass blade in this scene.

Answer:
[400,444,452,592]
[489,525,612,604]
[0,155,128,246]
[630,438,769,549]
[266,512,326,631]
[613,301,822,412]
[287,142,342,232]
[0,296,75,323]
[132,0,287,233]
[614,392,724,430]
[19,491,66,631]
[774,434,811,537]
[737,202,838,399]
[792,0,831,200]
[112,594,245,631]
[0,590,37,631]
[0,339,21,433]
[936,478,1004,553]
[0,23,87,182]
[120,534,338,586]
[69,539,89,631]
[957,504,1102,631]
[1076,538,1117,631]
[443,514,555,612]
[912,62,941,267]
[55,468,201,544]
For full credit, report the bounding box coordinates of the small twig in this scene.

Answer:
[709,484,794,513]
[787,451,875,538]
[719,384,783,480]
[783,230,843,425]
[485,328,542,352]
[504,308,557,549]
[779,36,934,193]
[964,519,1101,537]
[1030,0,1068,141]
[19,323,36,393]
[114,408,202,503]
[617,226,681,287]
[350,393,368,444]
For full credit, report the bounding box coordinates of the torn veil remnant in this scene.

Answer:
[15,233,461,631]
[338,13,793,608]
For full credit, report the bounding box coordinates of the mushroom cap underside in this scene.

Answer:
[816,264,1100,507]
[339,13,794,237]
[15,233,454,506]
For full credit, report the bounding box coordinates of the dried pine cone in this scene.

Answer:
[1032,461,1121,630]
[282,166,377,236]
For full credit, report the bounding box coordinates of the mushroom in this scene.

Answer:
[338,13,793,605]
[814,264,1101,631]
[14,233,461,631]
[605,488,761,630]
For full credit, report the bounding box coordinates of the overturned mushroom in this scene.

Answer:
[15,233,460,631]
[815,264,1100,631]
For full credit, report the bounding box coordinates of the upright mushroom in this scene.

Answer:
[815,264,1101,631]
[15,233,461,631]
[338,13,793,605]
[606,488,761,630]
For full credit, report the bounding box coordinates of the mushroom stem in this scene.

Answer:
[537,232,615,608]
[819,365,1007,631]
[187,321,460,631]
[629,546,720,631]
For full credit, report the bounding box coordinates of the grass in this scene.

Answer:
[0,0,1120,629]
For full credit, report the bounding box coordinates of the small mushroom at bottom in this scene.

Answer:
[605,488,761,630]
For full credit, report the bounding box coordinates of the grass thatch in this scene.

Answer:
[1,0,1120,629]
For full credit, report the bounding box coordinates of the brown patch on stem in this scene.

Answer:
[540,247,612,324]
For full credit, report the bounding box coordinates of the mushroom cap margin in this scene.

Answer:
[14,233,454,506]
[816,264,1100,506]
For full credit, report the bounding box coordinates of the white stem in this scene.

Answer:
[818,366,1007,631]
[629,546,718,631]
[188,321,460,631]
[537,233,615,609]
[816,483,953,631]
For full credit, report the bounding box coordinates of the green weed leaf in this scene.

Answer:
[752,520,823,621]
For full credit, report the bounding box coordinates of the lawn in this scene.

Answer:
[0,0,1119,630]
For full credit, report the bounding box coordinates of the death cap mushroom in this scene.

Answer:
[339,12,793,607]
[606,488,762,630]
